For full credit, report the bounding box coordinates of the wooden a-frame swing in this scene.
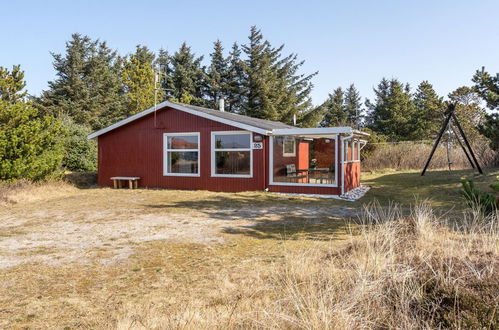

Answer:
[421,103,483,176]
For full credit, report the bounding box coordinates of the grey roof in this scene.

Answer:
[178,102,295,131]
[88,100,295,139]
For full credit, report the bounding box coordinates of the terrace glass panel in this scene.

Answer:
[272,136,337,185]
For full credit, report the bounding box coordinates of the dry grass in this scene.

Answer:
[0,179,78,205]
[114,202,498,329]
[1,174,498,329]
[363,142,498,171]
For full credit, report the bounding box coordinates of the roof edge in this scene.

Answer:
[87,101,270,139]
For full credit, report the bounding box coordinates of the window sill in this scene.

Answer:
[211,174,253,178]
[164,173,201,177]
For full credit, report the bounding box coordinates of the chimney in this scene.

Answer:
[219,97,225,112]
[293,114,297,126]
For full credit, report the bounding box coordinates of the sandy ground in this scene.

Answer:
[0,188,357,269]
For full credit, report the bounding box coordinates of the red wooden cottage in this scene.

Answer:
[88,101,368,196]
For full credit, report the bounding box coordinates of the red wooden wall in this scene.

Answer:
[97,106,266,192]
[344,162,360,192]
[97,106,361,195]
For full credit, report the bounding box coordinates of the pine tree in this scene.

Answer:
[366,78,418,141]
[473,68,499,150]
[411,81,444,140]
[344,84,363,128]
[448,86,487,143]
[169,42,206,105]
[156,48,175,100]
[121,45,159,115]
[241,26,317,124]
[319,88,347,127]
[225,42,246,113]
[206,40,229,109]
[0,67,64,180]
[0,65,27,103]
[38,34,125,130]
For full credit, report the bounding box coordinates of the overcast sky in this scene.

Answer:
[1,0,498,105]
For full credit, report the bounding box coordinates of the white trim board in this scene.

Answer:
[88,101,269,139]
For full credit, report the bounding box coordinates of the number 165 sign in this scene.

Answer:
[252,142,263,149]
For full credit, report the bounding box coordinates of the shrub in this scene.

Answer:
[61,117,97,172]
[362,141,498,171]
[0,100,65,180]
[460,178,498,216]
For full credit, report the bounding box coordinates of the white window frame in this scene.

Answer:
[344,139,360,163]
[163,132,200,177]
[211,130,253,178]
[282,136,296,157]
[269,134,338,187]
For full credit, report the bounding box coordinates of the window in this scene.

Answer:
[283,136,296,157]
[344,140,360,163]
[164,133,200,176]
[212,131,252,177]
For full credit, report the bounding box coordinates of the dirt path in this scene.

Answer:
[0,187,357,269]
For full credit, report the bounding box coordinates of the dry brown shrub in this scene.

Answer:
[363,142,498,171]
[0,179,77,205]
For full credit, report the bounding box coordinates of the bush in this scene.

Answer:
[360,127,388,161]
[0,100,65,180]
[61,117,97,172]
[460,178,498,216]
[362,141,498,171]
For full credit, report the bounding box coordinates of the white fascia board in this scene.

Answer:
[271,127,353,136]
[87,101,269,139]
[353,129,370,137]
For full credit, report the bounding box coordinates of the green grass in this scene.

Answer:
[360,167,499,209]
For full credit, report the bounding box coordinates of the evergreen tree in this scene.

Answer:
[448,86,487,143]
[225,42,246,113]
[344,84,363,128]
[156,48,175,100]
[206,40,230,109]
[169,42,206,105]
[473,68,499,150]
[242,26,317,124]
[0,67,64,180]
[319,88,347,127]
[411,81,444,140]
[122,45,159,115]
[61,115,97,172]
[0,100,65,180]
[366,78,418,141]
[0,65,27,103]
[38,34,125,130]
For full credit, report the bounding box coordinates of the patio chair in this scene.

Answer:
[285,164,308,183]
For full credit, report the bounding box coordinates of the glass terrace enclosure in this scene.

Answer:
[270,134,339,186]
[269,127,365,187]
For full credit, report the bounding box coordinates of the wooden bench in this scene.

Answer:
[111,177,140,189]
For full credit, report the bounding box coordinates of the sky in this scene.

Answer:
[1,0,498,106]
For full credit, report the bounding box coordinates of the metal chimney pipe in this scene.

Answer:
[293,114,296,126]
[219,97,225,112]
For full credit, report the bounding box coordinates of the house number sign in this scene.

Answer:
[252,142,263,150]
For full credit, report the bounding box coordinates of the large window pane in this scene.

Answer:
[215,151,250,175]
[168,151,199,174]
[167,135,198,149]
[272,137,337,185]
[214,134,250,149]
[283,136,296,156]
